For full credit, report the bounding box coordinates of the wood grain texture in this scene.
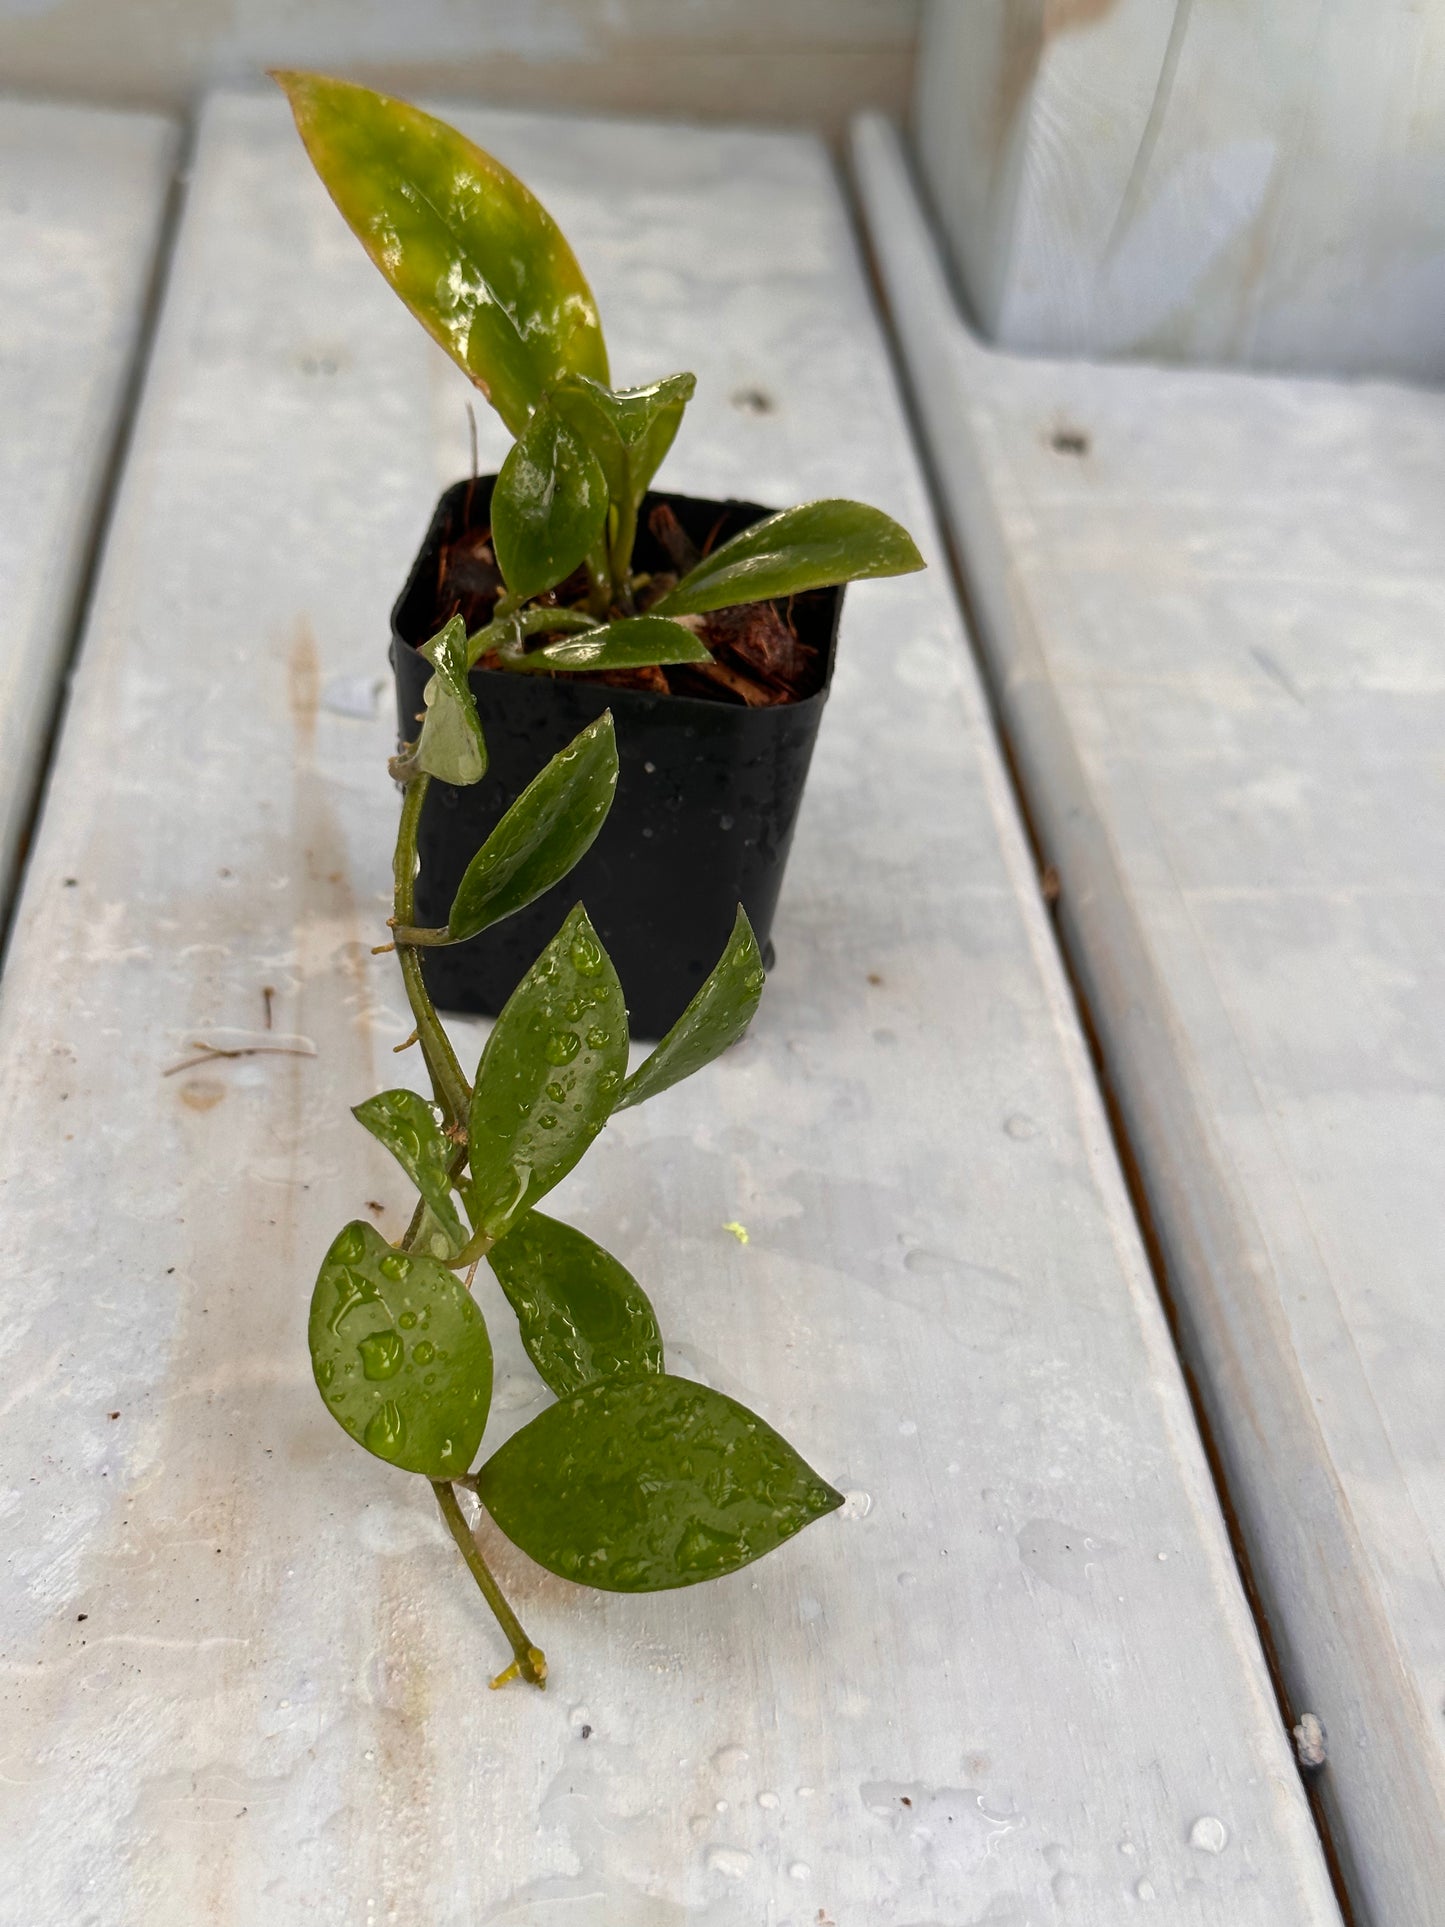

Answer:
[0,97,176,916]
[856,109,1444,1927]
[0,93,1337,1926]
[913,0,1445,382]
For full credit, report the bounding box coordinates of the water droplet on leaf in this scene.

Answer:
[358,1329,404,1380]
[570,931,603,976]
[544,1030,580,1066]
[364,1400,406,1455]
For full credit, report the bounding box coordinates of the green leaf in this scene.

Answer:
[651,499,925,617]
[308,1219,492,1478]
[414,616,486,785]
[616,907,764,1111]
[487,1210,664,1398]
[492,402,609,602]
[448,713,618,942]
[274,72,608,436]
[476,1374,842,1591]
[536,615,710,672]
[351,1089,466,1255]
[550,372,695,514]
[467,905,627,1239]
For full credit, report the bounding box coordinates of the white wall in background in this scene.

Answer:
[914,0,1445,381]
[0,0,920,136]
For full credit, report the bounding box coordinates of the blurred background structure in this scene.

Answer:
[4,0,1445,378]
[0,0,920,142]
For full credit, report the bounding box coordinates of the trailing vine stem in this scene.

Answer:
[392,774,470,1130]
[392,773,546,1686]
[433,1481,548,1690]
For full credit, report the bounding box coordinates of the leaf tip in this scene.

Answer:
[816,1478,846,1517]
[269,66,326,119]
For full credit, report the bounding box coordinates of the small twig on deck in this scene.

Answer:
[162,1041,317,1078]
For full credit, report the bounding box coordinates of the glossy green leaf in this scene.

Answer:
[616,907,763,1111]
[651,498,925,617]
[352,1089,467,1255]
[448,714,618,942]
[550,372,695,514]
[467,905,627,1239]
[487,1210,663,1398]
[537,615,710,672]
[308,1219,492,1478]
[492,403,609,602]
[476,1374,842,1591]
[274,72,608,436]
[414,617,486,786]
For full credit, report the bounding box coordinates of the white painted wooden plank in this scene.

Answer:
[0,0,920,143]
[912,0,1445,383]
[856,109,1445,1927]
[0,97,176,918]
[0,92,1337,1926]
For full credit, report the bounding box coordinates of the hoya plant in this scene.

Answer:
[311,638,841,1685]
[274,70,924,675]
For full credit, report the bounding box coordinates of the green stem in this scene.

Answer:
[432,1480,547,1689]
[448,1220,495,1270]
[390,924,454,947]
[393,776,471,1129]
[584,542,613,618]
[467,605,597,669]
[609,493,638,614]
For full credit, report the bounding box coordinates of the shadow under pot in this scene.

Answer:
[390,475,843,1041]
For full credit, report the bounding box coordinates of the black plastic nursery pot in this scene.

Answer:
[390,476,843,1040]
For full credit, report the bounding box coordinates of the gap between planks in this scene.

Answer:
[0,114,190,975]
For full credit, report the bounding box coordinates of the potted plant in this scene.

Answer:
[276,72,924,1036]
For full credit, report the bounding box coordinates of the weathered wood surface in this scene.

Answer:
[0,93,1337,1926]
[0,97,176,919]
[856,109,1444,1927]
[913,0,1445,383]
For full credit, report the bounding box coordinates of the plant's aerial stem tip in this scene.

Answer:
[489,1648,547,1691]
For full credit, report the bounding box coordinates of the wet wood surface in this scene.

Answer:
[856,108,1443,1927]
[0,93,1338,1925]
